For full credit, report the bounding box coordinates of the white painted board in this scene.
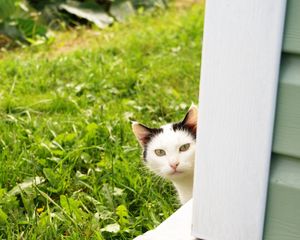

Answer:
[192,0,287,240]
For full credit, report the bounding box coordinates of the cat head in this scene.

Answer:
[132,105,197,181]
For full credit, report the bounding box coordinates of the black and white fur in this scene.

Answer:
[132,105,197,204]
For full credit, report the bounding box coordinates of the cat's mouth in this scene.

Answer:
[170,170,183,175]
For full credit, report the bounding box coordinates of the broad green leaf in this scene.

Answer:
[8,176,45,196]
[86,122,98,134]
[55,132,76,145]
[64,132,77,142]
[85,122,99,139]
[0,208,7,224]
[0,208,8,224]
[0,188,6,199]
[43,168,61,188]
[60,195,87,221]
[116,205,129,217]
[16,18,47,39]
[116,204,129,225]
[20,191,35,215]
[60,195,69,213]
[59,1,113,29]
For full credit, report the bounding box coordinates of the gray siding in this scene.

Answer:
[282,0,300,54]
[264,0,300,237]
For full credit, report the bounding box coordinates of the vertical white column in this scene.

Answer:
[192,0,287,239]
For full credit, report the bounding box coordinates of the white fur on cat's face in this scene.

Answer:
[145,124,195,181]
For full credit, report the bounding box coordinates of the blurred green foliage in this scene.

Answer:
[0,0,47,46]
[0,0,168,48]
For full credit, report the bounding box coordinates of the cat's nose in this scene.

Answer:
[170,162,179,170]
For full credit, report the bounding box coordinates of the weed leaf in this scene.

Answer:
[8,176,45,196]
[0,208,8,224]
[116,205,129,226]
[43,168,61,189]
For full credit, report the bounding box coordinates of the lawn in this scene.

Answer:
[0,3,203,239]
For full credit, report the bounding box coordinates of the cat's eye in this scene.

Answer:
[179,143,190,152]
[154,149,166,156]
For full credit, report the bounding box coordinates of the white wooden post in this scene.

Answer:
[192,0,287,239]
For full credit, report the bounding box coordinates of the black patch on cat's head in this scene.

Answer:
[141,126,163,147]
[142,127,163,161]
[143,146,148,161]
[172,121,196,139]
[172,106,197,139]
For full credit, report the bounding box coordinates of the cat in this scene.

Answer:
[132,105,197,204]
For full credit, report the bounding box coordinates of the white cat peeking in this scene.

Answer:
[132,105,197,204]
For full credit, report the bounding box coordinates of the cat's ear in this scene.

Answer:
[132,122,154,147]
[182,104,198,135]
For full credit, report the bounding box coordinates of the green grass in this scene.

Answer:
[0,4,203,239]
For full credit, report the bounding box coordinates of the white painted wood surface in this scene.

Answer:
[192,0,287,240]
[134,199,195,240]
